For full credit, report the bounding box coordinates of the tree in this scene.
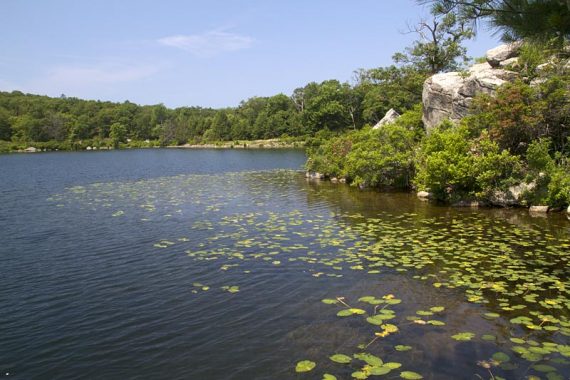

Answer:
[393,10,473,74]
[0,107,11,141]
[421,0,570,45]
[109,122,127,148]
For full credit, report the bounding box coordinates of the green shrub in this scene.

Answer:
[344,124,416,188]
[415,124,522,202]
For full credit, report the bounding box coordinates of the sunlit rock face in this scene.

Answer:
[422,42,521,132]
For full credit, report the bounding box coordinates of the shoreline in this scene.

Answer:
[169,139,304,150]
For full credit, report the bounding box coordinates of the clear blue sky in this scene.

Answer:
[0,0,500,108]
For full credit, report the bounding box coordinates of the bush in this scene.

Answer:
[415,124,522,202]
[344,124,416,188]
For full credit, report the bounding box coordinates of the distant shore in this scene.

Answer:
[169,139,305,150]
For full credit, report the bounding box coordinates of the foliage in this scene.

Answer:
[393,10,473,74]
[109,122,127,148]
[464,77,570,155]
[354,66,427,125]
[423,0,570,45]
[415,124,522,201]
[523,138,570,207]
[344,125,417,188]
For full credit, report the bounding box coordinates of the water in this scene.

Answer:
[1,149,569,380]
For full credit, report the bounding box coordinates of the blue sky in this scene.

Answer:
[0,0,500,108]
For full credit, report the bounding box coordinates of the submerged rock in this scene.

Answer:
[530,205,549,213]
[306,171,325,180]
[417,191,432,200]
[452,200,484,208]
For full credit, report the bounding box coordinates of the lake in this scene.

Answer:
[1,149,569,380]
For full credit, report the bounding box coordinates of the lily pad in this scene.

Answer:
[295,360,316,373]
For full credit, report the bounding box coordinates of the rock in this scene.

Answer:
[339,178,347,184]
[24,147,37,153]
[529,205,549,213]
[486,41,522,68]
[567,205,570,215]
[499,57,520,69]
[306,172,324,180]
[452,200,483,207]
[372,108,400,129]
[330,177,338,183]
[422,62,518,131]
[489,182,535,207]
[417,191,432,200]
[86,146,92,151]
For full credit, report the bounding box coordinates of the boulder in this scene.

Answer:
[305,171,324,180]
[567,205,570,215]
[529,205,549,213]
[489,182,535,207]
[372,108,400,129]
[499,57,520,69]
[452,200,483,207]
[417,191,432,200]
[486,41,523,68]
[24,147,37,153]
[422,62,518,131]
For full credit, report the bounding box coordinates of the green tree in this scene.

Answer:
[422,0,570,45]
[0,107,11,140]
[109,122,127,148]
[393,10,473,74]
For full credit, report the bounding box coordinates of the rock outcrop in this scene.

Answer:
[422,43,521,131]
[373,108,400,129]
[486,41,523,67]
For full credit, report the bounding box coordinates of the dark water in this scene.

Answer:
[1,149,569,380]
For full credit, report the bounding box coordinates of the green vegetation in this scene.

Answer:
[304,1,570,210]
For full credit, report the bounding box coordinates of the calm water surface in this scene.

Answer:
[0,149,569,380]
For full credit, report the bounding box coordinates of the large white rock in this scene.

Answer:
[422,63,518,131]
[486,41,523,67]
[373,108,400,129]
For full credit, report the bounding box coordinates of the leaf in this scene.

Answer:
[354,353,383,367]
[532,364,556,372]
[322,298,339,305]
[451,332,475,341]
[429,306,445,313]
[366,315,385,326]
[369,366,391,375]
[352,371,368,379]
[295,360,316,373]
[395,345,412,352]
[337,308,366,317]
[400,371,423,379]
[323,374,337,380]
[330,354,352,364]
[492,352,510,363]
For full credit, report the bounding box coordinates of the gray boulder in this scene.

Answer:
[486,41,523,68]
[422,62,518,131]
[372,108,400,129]
[489,182,535,207]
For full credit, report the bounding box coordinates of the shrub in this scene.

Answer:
[344,124,416,188]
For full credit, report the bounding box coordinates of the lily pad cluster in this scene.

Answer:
[50,170,570,379]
